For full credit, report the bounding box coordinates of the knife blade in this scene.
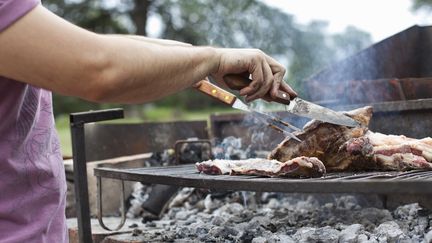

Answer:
[286,98,359,127]
[223,74,359,127]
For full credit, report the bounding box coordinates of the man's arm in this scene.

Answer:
[108,34,192,47]
[0,5,296,104]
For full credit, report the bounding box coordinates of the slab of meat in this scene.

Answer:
[345,131,432,171]
[269,106,432,171]
[196,156,326,178]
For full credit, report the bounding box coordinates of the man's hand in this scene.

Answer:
[211,48,297,103]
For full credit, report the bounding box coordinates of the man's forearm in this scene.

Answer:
[107,34,192,47]
[95,36,218,103]
[0,5,296,104]
[0,5,217,103]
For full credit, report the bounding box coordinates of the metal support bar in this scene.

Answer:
[70,109,124,243]
[97,176,126,231]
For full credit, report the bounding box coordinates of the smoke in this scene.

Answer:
[302,25,432,138]
[304,25,427,107]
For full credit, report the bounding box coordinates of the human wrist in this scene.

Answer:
[203,46,221,77]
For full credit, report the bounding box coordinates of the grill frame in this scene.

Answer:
[94,165,432,195]
[71,106,432,242]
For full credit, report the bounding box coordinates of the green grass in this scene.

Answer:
[54,106,236,157]
[55,115,72,157]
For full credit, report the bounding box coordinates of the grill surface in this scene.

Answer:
[94,164,432,194]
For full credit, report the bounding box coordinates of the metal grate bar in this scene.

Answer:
[388,171,432,180]
[94,164,432,194]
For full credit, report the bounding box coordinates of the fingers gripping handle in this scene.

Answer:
[222,75,250,90]
[195,80,237,106]
[223,74,292,105]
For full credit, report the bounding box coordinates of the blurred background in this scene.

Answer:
[44,0,432,156]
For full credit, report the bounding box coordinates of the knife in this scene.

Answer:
[223,75,359,127]
[286,97,359,127]
[194,79,302,141]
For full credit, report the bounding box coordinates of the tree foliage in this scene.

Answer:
[412,0,432,11]
[44,0,372,115]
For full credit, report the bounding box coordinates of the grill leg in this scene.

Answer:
[97,176,127,231]
[141,184,179,216]
[70,109,124,243]
[379,194,388,209]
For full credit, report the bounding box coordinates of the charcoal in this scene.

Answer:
[266,198,281,209]
[211,216,225,226]
[177,138,212,164]
[208,226,238,240]
[224,202,244,214]
[239,230,255,243]
[357,234,369,242]
[195,227,208,235]
[175,211,189,220]
[146,222,156,227]
[292,226,340,243]
[268,234,295,243]
[175,227,190,239]
[339,224,364,243]
[375,221,406,243]
[131,228,142,236]
[394,203,422,220]
[128,223,138,228]
[425,230,432,243]
[213,136,255,160]
[251,236,267,243]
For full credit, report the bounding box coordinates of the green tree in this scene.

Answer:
[332,26,372,60]
[287,21,334,94]
[412,0,432,10]
[44,0,130,33]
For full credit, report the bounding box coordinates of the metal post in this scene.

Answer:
[70,109,124,243]
[70,121,92,243]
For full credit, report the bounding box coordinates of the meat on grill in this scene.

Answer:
[345,131,432,171]
[269,106,432,171]
[196,156,326,178]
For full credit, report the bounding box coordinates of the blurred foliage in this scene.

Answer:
[412,0,432,10]
[44,0,130,33]
[44,0,371,116]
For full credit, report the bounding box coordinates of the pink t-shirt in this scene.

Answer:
[0,1,68,242]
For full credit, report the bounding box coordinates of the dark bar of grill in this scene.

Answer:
[94,165,432,194]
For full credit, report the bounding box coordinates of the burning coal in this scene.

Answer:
[124,190,432,242]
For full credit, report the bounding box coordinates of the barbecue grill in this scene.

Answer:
[70,105,432,242]
[69,25,432,242]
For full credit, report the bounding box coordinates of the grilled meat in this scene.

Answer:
[269,106,373,171]
[196,157,326,178]
[269,106,432,171]
[345,131,432,170]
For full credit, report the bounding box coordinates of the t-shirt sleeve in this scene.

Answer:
[0,0,40,32]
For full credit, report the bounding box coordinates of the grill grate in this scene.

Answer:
[94,164,432,195]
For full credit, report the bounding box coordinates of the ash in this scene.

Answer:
[213,136,255,160]
[127,191,432,242]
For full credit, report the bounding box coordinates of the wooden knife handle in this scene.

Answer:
[223,74,292,105]
[195,80,237,106]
